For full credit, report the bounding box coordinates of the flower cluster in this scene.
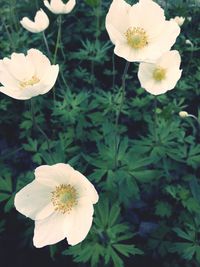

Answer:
[20,0,76,33]
[0,0,185,252]
[106,0,182,95]
[0,0,99,249]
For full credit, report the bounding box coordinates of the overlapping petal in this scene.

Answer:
[15,163,99,248]
[0,48,59,100]
[44,0,76,14]
[138,50,182,95]
[20,9,49,33]
[106,0,180,62]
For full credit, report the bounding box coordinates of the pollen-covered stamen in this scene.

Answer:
[19,75,40,89]
[152,67,166,81]
[125,27,148,49]
[51,184,78,214]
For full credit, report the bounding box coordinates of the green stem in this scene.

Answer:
[30,98,52,158]
[1,19,15,50]
[53,15,62,64]
[114,61,130,168]
[187,114,200,139]
[42,31,51,58]
[154,96,158,143]
[94,0,102,42]
[112,52,116,89]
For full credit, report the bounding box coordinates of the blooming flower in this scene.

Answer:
[20,9,49,33]
[0,49,59,100]
[105,0,180,62]
[138,50,182,95]
[44,0,76,14]
[171,16,185,26]
[14,163,99,247]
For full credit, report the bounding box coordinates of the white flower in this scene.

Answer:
[0,49,59,100]
[105,0,180,63]
[14,163,99,248]
[44,0,76,14]
[20,9,49,33]
[138,50,182,95]
[171,16,185,26]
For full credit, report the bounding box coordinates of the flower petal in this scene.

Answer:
[33,211,73,248]
[0,86,30,100]
[14,180,54,220]
[34,9,49,31]
[150,20,180,56]
[157,50,181,69]
[64,0,76,14]
[106,0,130,44]
[39,64,59,94]
[66,198,94,245]
[26,49,51,78]
[72,171,99,204]
[20,17,39,33]
[3,53,34,81]
[129,0,165,36]
[35,164,76,187]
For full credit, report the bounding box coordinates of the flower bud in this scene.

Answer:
[179,111,189,118]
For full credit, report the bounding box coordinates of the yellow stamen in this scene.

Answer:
[152,67,166,81]
[125,27,148,49]
[51,184,78,214]
[19,75,40,89]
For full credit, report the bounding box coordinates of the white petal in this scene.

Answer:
[44,0,65,14]
[39,64,59,94]
[26,49,51,78]
[72,171,99,204]
[114,42,154,62]
[43,0,52,12]
[0,60,19,88]
[33,211,74,248]
[34,9,49,31]
[0,85,30,100]
[106,0,130,44]
[66,198,94,245]
[3,53,34,81]
[20,17,40,33]
[64,0,76,14]
[14,180,54,220]
[150,20,180,56]
[129,0,165,37]
[35,164,76,187]
[157,50,181,69]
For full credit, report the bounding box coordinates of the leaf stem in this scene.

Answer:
[30,98,52,158]
[114,61,130,168]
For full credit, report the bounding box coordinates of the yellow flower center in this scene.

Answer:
[51,184,78,214]
[19,75,40,89]
[152,67,166,81]
[125,27,148,49]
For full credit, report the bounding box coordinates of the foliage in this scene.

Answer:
[0,0,200,266]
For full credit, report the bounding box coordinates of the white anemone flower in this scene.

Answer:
[105,0,180,62]
[171,16,185,27]
[44,0,76,14]
[138,50,182,95]
[0,49,59,100]
[20,9,49,33]
[14,163,99,248]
